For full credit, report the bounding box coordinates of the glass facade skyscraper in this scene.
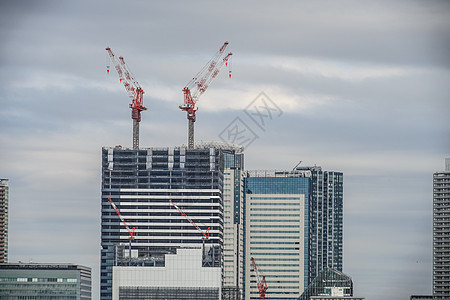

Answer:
[243,166,343,299]
[100,145,224,300]
[244,169,311,300]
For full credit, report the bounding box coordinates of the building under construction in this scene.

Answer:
[101,42,348,299]
[100,144,231,299]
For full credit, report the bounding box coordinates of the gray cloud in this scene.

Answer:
[1,1,449,299]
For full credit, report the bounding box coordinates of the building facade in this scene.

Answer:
[100,145,224,300]
[112,248,221,300]
[307,167,344,284]
[222,145,244,300]
[299,267,360,300]
[0,263,91,300]
[433,158,450,299]
[244,169,311,299]
[0,179,8,263]
[243,166,343,299]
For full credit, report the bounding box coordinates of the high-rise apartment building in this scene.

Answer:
[221,145,244,300]
[0,178,8,263]
[307,167,344,283]
[243,166,343,299]
[100,145,224,300]
[433,158,450,299]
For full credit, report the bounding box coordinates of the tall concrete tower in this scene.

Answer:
[0,179,8,263]
[220,144,244,300]
[307,166,344,284]
[433,158,450,300]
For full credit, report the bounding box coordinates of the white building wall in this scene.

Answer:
[112,248,221,300]
[223,170,235,286]
[223,169,244,298]
[245,194,306,300]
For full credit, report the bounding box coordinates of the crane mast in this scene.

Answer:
[180,41,232,149]
[251,257,268,300]
[106,47,147,150]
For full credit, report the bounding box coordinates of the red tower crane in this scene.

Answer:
[169,199,210,260]
[169,199,210,240]
[108,196,135,261]
[180,41,232,149]
[251,257,269,300]
[106,47,147,150]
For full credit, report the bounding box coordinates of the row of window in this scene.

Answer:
[256,264,299,267]
[250,258,299,261]
[250,230,300,234]
[254,268,299,272]
[250,247,300,250]
[250,273,299,277]
[251,219,299,222]
[250,241,299,244]
[250,209,300,213]
[250,202,300,206]
[0,278,77,283]
[250,252,299,256]
[250,224,299,228]
[0,284,78,291]
[250,214,300,217]
[5,297,76,300]
[251,197,301,200]
[251,236,299,239]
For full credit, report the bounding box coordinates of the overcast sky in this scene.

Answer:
[1,1,449,299]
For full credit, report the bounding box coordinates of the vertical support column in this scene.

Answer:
[188,119,194,149]
[133,119,139,150]
[168,147,174,170]
[107,149,114,171]
[180,147,186,169]
[210,148,216,171]
[146,149,152,170]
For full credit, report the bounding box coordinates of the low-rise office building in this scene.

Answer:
[0,263,91,299]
